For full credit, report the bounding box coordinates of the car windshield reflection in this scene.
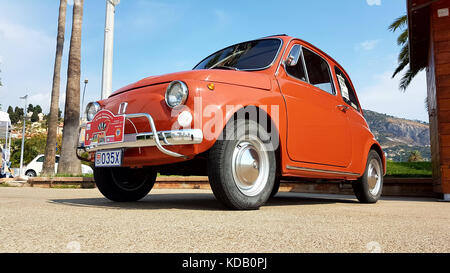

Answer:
[193,39,282,71]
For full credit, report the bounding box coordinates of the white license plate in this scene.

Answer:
[95,150,122,167]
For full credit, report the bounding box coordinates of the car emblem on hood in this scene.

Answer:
[98,122,107,131]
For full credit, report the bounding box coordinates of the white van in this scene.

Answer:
[25,154,93,177]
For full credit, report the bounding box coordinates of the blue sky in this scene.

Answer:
[0,0,428,121]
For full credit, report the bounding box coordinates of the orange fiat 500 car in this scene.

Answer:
[79,35,385,210]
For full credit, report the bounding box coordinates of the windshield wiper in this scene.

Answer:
[209,65,240,71]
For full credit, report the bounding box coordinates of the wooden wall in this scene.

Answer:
[429,0,450,195]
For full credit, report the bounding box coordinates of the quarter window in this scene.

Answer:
[335,67,360,111]
[285,45,307,82]
[302,48,335,95]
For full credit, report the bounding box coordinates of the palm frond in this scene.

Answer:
[392,44,409,78]
[399,67,423,91]
[392,57,409,78]
[388,15,407,32]
[398,44,409,64]
[397,30,408,46]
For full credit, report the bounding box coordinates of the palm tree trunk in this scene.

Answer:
[58,0,84,175]
[42,0,67,176]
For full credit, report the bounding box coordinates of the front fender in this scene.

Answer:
[193,80,286,154]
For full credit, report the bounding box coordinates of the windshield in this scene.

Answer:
[193,38,282,71]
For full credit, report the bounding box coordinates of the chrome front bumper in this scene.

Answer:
[78,113,203,159]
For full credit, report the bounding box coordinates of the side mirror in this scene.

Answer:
[285,44,301,67]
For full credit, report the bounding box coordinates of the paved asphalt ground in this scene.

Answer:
[0,187,449,253]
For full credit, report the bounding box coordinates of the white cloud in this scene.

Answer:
[359,70,428,122]
[366,0,381,6]
[357,40,379,51]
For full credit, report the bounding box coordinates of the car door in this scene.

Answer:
[35,156,45,174]
[277,42,352,167]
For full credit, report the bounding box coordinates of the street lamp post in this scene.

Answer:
[101,0,120,99]
[19,94,28,176]
[81,78,88,120]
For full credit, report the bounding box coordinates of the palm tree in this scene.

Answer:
[42,0,67,176]
[58,0,84,175]
[389,15,424,91]
[408,150,423,162]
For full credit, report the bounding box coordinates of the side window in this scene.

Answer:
[302,48,335,95]
[335,67,360,111]
[285,45,307,82]
[36,156,45,163]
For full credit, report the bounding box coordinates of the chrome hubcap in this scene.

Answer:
[231,136,269,197]
[367,158,381,196]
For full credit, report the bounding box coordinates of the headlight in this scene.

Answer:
[165,81,188,108]
[86,102,101,121]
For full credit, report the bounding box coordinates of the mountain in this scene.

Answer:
[363,109,430,162]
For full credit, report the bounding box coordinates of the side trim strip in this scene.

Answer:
[286,165,360,176]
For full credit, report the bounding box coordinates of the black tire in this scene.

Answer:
[352,150,384,203]
[25,170,37,177]
[270,176,281,198]
[94,167,156,202]
[208,119,276,210]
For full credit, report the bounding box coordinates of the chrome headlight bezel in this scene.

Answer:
[85,102,101,121]
[165,81,189,108]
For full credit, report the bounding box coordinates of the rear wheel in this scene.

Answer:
[208,119,276,210]
[94,167,156,202]
[352,150,383,203]
[25,170,37,177]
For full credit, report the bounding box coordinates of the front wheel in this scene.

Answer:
[270,176,281,198]
[352,150,384,203]
[208,119,276,210]
[94,167,157,202]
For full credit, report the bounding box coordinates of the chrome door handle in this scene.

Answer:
[337,105,349,112]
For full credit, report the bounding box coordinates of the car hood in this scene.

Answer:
[111,70,272,96]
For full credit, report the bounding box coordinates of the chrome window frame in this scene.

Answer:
[192,38,284,72]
